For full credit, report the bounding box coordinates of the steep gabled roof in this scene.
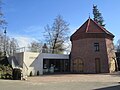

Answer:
[71,18,114,41]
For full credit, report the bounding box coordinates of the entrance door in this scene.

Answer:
[73,58,84,73]
[95,58,101,73]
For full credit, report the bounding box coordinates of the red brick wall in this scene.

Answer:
[71,38,110,73]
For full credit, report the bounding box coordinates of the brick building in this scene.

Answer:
[70,18,117,73]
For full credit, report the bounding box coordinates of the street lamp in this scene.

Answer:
[4,27,7,57]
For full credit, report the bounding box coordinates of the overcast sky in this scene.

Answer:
[2,0,120,47]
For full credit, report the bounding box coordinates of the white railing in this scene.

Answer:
[15,47,70,54]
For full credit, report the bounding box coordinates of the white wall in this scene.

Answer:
[23,52,39,76]
[14,52,69,76]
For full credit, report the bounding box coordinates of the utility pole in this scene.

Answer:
[4,27,7,57]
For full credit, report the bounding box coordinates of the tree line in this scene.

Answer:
[0,0,18,58]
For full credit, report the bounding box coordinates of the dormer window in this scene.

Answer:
[94,43,99,52]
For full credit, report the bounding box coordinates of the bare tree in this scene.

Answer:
[8,38,19,56]
[44,15,70,54]
[0,33,19,56]
[28,41,42,52]
[0,31,4,56]
[0,0,7,29]
[0,0,19,57]
[0,0,7,57]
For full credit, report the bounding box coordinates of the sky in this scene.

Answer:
[2,0,120,47]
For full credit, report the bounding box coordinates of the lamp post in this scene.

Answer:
[4,27,7,57]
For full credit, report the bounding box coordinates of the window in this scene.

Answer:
[94,43,99,52]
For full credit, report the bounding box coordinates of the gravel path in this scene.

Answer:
[27,74,120,83]
[0,74,120,90]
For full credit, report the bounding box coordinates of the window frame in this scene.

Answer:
[94,43,100,52]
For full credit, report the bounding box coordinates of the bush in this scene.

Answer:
[0,64,12,79]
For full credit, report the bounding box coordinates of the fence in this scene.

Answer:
[15,47,70,54]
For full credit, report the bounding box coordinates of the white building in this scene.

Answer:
[9,52,70,76]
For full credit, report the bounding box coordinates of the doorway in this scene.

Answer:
[73,58,84,73]
[95,58,101,73]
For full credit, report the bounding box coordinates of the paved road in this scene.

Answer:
[0,74,120,90]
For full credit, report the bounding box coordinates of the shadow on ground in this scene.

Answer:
[95,85,120,90]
